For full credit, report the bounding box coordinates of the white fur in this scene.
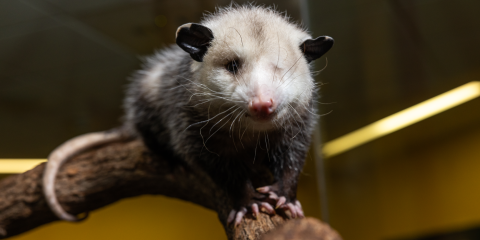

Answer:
[192,6,315,131]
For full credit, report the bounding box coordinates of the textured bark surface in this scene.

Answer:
[261,218,342,240]
[0,138,341,240]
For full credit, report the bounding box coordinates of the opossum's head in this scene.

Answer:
[176,7,333,131]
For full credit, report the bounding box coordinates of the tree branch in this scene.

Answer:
[0,138,341,239]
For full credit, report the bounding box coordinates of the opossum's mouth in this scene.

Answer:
[243,110,281,131]
[245,111,276,122]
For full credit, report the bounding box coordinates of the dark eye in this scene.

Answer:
[225,60,240,74]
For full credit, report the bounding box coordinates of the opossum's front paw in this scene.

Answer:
[256,186,305,219]
[226,200,275,227]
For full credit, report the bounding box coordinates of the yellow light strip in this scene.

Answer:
[0,159,46,174]
[323,81,480,158]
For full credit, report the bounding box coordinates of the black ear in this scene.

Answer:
[176,23,214,62]
[300,36,334,63]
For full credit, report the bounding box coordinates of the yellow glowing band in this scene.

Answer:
[0,159,46,174]
[323,81,480,158]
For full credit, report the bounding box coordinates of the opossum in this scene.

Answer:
[43,5,333,226]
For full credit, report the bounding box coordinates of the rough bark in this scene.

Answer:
[0,138,341,239]
[261,218,342,240]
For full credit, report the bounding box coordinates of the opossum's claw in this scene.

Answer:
[275,196,286,209]
[251,203,259,219]
[234,207,247,227]
[227,209,236,225]
[267,191,278,200]
[295,200,305,218]
[281,203,297,218]
[259,202,275,214]
[256,186,270,193]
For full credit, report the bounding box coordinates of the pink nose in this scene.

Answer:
[249,98,276,119]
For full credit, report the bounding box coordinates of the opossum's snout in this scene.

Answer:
[246,82,279,121]
[248,97,276,120]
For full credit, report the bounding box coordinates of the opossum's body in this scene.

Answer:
[43,5,333,226]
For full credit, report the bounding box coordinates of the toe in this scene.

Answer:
[287,203,298,218]
[295,200,303,209]
[260,202,275,214]
[282,203,297,218]
[268,191,279,200]
[251,203,259,219]
[275,196,286,209]
[227,209,236,225]
[256,186,270,193]
[296,206,305,218]
[234,207,247,227]
[295,200,305,218]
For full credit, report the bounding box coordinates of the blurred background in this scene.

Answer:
[1,0,480,239]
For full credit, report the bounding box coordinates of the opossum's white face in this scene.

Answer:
[176,8,333,131]
[193,36,313,131]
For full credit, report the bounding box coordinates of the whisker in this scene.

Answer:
[191,99,214,107]
[279,54,303,85]
[230,110,244,152]
[230,109,245,137]
[264,131,271,162]
[253,130,260,164]
[239,121,249,149]
[179,76,230,96]
[199,102,219,156]
[319,109,334,117]
[288,104,306,136]
[183,104,235,132]
[205,108,240,144]
[272,32,280,84]
[229,27,243,47]
[209,107,240,134]
[189,92,243,103]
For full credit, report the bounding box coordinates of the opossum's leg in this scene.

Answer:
[43,129,133,221]
[256,155,306,219]
[226,166,305,225]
